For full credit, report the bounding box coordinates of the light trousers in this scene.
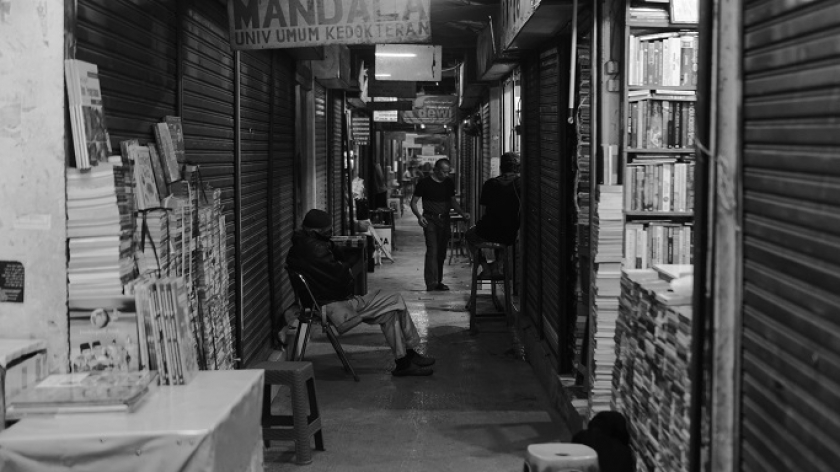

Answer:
[325,289,420,359]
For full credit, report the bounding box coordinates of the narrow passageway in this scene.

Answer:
[265,211,570,471]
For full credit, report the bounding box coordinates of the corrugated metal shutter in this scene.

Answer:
[75,0,178,149]
[181,1,238,358]
[481,102,491,184]
[238,49,272,366]
[330,92,345,233]
[522,54,543,332]
[271,56,297,336]
[740,2,840,470]
[460,129,474,214]
[539,46,563,365]
[314,83,328,211]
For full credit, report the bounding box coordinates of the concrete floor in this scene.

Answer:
[264,210,571,471]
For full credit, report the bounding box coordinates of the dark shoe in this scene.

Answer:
[392,364,434,377]
[408,349,436,367]
[436,283,450,291]
[427,285,440,291]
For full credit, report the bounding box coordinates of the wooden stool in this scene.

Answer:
[254,361,324,465]
[467,242,514,333]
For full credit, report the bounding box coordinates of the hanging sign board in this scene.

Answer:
[500,0,538,50]
[0,260,25,303]
[228,0,432,50]
[401,95,458,125]
[373,110,399,122]
[351,116,370,145]
[367,101,413,111]
[368,79,417,99]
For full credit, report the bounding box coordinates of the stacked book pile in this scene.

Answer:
[65,59,111,170]
[134,277,200,386]
[572,41,592,370]
[588,184,624,414]
[612,269,693,472]
[67,163,135,303]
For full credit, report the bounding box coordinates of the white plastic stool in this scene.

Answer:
[524,443,599,472]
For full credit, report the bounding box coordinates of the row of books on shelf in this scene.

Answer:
[627,32,698,87]
[625,159,695,212]
[624,222,694,269]
[627,94,696,150]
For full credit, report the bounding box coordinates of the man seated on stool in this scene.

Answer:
[286,209,435,377]
[464,152,522,278]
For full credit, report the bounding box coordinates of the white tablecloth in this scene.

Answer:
[0,370,264,472]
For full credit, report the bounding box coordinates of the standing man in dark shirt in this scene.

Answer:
[410,158,470,291]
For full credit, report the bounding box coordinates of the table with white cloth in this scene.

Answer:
[0,369,264,472]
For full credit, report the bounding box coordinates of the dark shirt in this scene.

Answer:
[475,175,521,245]
[286,229,360,302]
[571,429,635,472]
[415,176,455,215]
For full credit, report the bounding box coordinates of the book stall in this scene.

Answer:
[0,59,262,471]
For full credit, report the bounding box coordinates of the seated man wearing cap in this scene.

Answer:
[286,209,435,377]
[465,152,522,278]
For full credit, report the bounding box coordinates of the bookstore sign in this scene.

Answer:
[228,0,431,50]
[402,95,458,125]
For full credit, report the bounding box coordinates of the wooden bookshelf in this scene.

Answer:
[621,1,698,271]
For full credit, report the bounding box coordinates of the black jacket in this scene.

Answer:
[286,229,358,302]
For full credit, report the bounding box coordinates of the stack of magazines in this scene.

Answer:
[134,278,200,386]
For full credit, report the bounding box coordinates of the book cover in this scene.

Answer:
[154,122,181,183]
[69,297,140,373]
[647,101,663,149]
[147,144,169,200]
[65,59,112,169]
[164,116,187,165]
[130,144,162,210]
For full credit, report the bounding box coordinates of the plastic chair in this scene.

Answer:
[286,266,360,381]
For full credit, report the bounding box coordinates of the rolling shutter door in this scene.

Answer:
[314,83,328,211]
[740,2,840,470]
[481,102,491,184]
[238,50,272,366]
[75,0,178,149]
[181,1,238,358]
[539,46,562,365]
[330,92,345,232]
[460,130,474,214]
[271,56,297,335]
[522,54,543,332]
